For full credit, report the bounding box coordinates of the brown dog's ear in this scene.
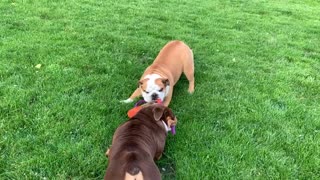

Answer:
[162,78,170,86]
[153,105,165,121]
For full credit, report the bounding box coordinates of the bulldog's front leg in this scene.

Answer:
[162,89,173,107]
[121,88,141,103]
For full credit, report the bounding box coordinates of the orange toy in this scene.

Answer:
[127,99,162,118]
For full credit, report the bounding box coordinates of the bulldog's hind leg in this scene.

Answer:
[184,50,195,94]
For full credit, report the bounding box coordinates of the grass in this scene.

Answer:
[1,0,320,179]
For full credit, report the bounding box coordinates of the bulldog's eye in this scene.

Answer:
[158,88,164,92]
[143,90,149,94]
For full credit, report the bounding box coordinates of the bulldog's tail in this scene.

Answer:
[126,165,141,176]
[125,164,143,180]
[125,153,144,180]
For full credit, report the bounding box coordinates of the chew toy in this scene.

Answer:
[127,99,162,118]
[171,126,176,135]
[127,100,147,118]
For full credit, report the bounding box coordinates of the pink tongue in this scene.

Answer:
[171,126,176,135]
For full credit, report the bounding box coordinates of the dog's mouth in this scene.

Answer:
[166,116,177,127]
[164,116,177,135]
[146,96,164,102]
[142,90,165,103]
[151,93,159,101]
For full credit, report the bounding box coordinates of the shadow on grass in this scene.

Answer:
[157,153,176,180]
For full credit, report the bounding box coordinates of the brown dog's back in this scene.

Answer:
[105,104,177,180]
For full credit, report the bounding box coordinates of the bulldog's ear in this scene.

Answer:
[153,105,165,121]
[162,78,170,86]
[138,78,149,88]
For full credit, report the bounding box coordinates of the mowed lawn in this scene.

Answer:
[1,0,320,179]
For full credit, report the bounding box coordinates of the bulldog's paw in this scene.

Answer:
[188,87,194,94]
[120,98,134,103]
[188,81,194,94]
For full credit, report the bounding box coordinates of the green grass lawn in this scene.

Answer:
[1,0,320,179]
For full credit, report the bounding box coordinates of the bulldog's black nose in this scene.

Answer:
[151,93,158,100]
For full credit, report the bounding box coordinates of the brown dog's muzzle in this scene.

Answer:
[166,116,177,128]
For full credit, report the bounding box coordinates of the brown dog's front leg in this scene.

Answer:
[105,148,110,157]
[156,153,162,160]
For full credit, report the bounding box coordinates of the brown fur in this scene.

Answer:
[104,104,177,180]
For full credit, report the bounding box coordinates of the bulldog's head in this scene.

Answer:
[139,74,170,103]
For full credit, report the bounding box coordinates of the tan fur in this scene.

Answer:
[125,171,144,180]
[127,40,194,106]
[105,149,110,157]
[154,78,167,89]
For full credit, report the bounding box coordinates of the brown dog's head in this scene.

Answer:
[139,104,177,132]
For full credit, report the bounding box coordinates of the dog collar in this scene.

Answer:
[161,120,171,132]
[161,121,176,135]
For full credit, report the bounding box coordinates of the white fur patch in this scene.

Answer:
[165,85,170,96]
[141,74,168,102]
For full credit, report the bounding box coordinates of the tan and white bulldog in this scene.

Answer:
[121,40,195,106]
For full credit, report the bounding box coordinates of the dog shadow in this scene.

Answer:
[156,136,177,180]
[157,152,176,180]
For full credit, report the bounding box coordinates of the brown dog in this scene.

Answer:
[104,104,177,180]
[121,40,194,106]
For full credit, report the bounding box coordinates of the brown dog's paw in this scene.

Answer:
[105,148,110,157]
[157,153,163,160]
